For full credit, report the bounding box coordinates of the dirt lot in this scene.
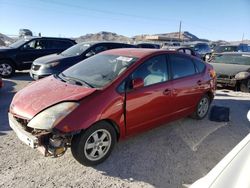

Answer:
[0,71,250,188]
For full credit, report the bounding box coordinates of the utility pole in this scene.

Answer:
[179,21,182,42]
[242,33,244,42]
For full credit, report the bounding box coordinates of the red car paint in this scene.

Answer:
[10,49,216,140]
[10,77,96,119]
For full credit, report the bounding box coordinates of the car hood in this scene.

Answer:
[34,53,70,64]
[209,63,250,76]
[0,46,13,52]
[10,76,96,119]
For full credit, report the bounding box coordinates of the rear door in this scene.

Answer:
[169,54,204,115]
[125,54,174,135]
[49,40,74,52]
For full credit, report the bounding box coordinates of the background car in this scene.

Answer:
[161,46,202,59]
[209,52,250,92]
[185,43,212,61]
[0,36,76,77]
[10,49,216,166]
[188,133,250,188]
[213,43,249,53]
[30,42,136,80]
[136,43,160,49]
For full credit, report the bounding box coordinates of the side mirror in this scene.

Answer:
[131,78,144,89]
[85,50,95,57]
[22,45,29,50]
[194,47,199,52]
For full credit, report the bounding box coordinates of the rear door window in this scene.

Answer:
[49,40,73,49]
[169,54,196,79]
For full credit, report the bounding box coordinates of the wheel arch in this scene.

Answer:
[76,119,121,142]
[205,90,214,103]
[98,119,121,142]
[0,58,17,68]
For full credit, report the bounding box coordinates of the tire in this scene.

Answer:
[192,94,210,120]
[240,79,250,92]
[0,60,15,78]
[71,121,117,166]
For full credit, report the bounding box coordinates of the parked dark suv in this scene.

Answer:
[0,37,76,77]
[30,42,135,80]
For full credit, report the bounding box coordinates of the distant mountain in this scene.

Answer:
[0,33,14,46]
[75,31,132,43]
[133,31,209,42]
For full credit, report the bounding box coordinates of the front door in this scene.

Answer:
[125,54,174,135]
[16,39,51,69]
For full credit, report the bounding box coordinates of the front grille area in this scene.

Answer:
[217,74,230,79]
[13,116,33,132]
[32,64,41,71]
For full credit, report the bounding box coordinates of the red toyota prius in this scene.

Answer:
[9,49,216,166]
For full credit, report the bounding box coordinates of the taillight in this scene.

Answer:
[209,69,216,78]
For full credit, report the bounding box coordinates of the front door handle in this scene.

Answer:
[163,89,171,95]
[197,80,202,85]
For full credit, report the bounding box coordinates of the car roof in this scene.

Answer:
[102,48,175,58]
[23,36,74,41]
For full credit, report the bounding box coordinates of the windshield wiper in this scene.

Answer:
[60,73,94,88]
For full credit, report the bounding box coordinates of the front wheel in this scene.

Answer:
[0,61,15,78]
[192,95,210,120]
[240,79,250,92]
[71,121,117,166]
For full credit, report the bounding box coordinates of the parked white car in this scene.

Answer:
[186,132,250,188]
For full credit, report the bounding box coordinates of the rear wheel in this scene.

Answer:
[71,121,117,166]
[0,61,15,78]
[192,95,210,120]
[240,79,250,92]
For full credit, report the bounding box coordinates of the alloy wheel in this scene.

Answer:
[198,97,209,118]
[84,129,112,161]
[0,63,13,76]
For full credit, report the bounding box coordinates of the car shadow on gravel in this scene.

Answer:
[94,98,250,188]
[9,71,32,81]
[0,79,17,133]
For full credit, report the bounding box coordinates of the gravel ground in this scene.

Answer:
[0,71,250,188]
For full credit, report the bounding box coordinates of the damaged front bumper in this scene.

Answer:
[9,113,70,157]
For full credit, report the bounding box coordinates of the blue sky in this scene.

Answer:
[0,0,250,41]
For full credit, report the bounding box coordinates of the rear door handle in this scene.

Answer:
[163,89,171,95]
[197,80,202,85]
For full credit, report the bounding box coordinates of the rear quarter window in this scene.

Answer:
[193,59,206,73]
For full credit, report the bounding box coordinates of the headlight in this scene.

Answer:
[27,102,79,130]
[235,72,250,80]
[43,61,60,68]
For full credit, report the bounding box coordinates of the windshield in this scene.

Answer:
[9,39,28,48]
[212,54,250,65]
[61,43,92,57]
[61,54,137,88]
